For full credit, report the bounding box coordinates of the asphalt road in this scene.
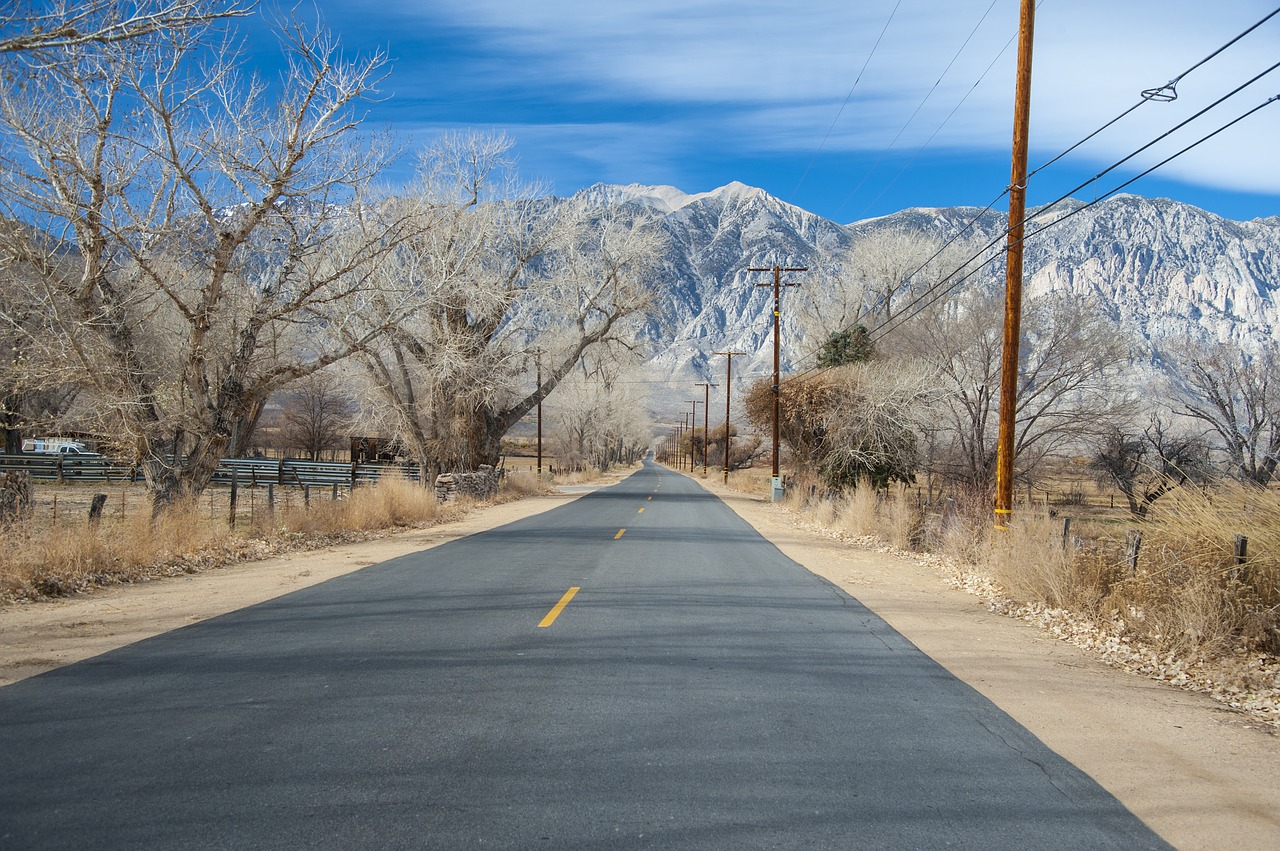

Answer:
[0,460,1170,849]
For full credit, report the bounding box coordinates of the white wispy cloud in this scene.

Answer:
[370,0,1280,199]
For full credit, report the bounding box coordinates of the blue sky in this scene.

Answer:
[250,1,1280,223]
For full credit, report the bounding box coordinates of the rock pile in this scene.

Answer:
[434,466,499,502]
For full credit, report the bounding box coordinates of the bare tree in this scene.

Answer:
[352,132,666,474]
[898,290,1134,490]
[1173,341,1280,486]
[0,10,413,511]
[1090,415,1213,517]
[547,366,651,472]
[279,372,354,461]
[798,229,988,361]
[0,1,252,55]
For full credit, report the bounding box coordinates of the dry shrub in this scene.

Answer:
[725,467,771,495]
[282,475,452,536]
[936,507,989,564]
[1103,483,1280,655]
[835,479,879,539]
[499,470,547,500]
[883,483,924,551]
[983,512,1112,611]
[551,467,604,486]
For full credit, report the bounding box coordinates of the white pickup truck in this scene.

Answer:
[20,439,100,456]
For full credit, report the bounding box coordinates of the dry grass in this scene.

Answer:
[1103,483,1280,656]
[280,475,462,536]
[982,512,1112,612]
[787,475,1280,662]
[0,500,232,599]
[0,475,501,603]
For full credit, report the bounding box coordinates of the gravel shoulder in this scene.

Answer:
[3,470,1278,849]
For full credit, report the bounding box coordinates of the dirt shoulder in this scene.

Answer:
[694,473,1280,851]
[4,470,1278,848]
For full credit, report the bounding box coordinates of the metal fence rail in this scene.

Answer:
[0,454,423,488]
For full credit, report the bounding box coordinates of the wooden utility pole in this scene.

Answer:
[714,351,746,484]
[750,265,806,501]
[695,382,717,475]
[995,0,1035,530]
[535,352,543,480]
[687,400,700,472]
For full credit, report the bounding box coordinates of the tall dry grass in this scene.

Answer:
[281,475,460,536]
[789,476,1279,659]
[0,500,230,599]
[1104,483,1280,656]
[981,512,1111,612]
[0,475,498,602]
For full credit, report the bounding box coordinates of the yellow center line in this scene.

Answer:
[637,507,645,514]
[647,496,652,501]
[614,528,626,539]
[538,586,580,628]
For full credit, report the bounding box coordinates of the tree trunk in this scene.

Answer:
[2,393,21,454]
[227,398,267,459]
[145,434,228,518]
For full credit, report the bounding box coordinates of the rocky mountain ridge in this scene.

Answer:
[563,182,1280,399]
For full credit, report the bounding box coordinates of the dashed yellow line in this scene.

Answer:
[614,528,626,539]
[538,587,580,628]
[637,507,645,514]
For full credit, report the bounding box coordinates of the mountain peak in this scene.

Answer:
[706,181,765,203]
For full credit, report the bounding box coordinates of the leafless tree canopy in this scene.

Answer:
[278,371,354,461]
[548,367,652,472]
[893,290,1135,491]
[0,6,412,510]
[1090,415,1212,517]
[0,1,252,55]
[351,131,666,474]
[1173,341,1280,485]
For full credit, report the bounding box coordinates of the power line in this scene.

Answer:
[870,90,1280,346]
[780,90,1280,388]
[789,0,903,201]
[834,0,1004,220]
[1028,4,1280,180]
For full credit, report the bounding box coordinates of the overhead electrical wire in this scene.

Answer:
[789,0,903,201]
[833,0,1004,220]
[795,89,1280,381]
[775,8,1280,385]
[859,90,1280,349]
[780,88,1280,384]
[1027,3,1280,180]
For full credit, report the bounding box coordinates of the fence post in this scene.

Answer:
[267,483,275,517]
[228,468,239,528]
[1061,517,1071,549]
[1231,534,1248,582]
[88,493,108,526]
[304,484,310,508]
[350,462,358,491]
[1125,529,1142,575]
[331,482,339,501]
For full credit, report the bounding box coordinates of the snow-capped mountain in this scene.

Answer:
[563,183,1280,396]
